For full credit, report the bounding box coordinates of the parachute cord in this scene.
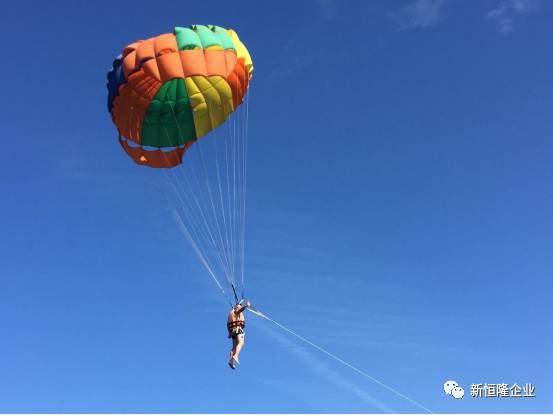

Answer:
[247,308,434,414]
[212,128,234,293]
[197,142,235,285]
[169,203,233,307]
[160,130,232,287]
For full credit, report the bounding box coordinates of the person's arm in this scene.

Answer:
[234,301,251,314]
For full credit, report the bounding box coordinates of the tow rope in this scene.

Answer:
[247,307,433,414]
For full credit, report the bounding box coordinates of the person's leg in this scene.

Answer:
[231,336,238,356]
[232,334,245,362]
[229,337,238,368]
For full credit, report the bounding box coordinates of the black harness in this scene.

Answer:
[227,320,245,329]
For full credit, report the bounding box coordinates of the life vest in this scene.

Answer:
[227,320,245,330]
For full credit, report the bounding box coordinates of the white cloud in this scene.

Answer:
[486,0,540,34]
[390,0,446,31]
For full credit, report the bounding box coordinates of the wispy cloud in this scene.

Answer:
[253,301,454,353]
[259,320,396,413]
[266,36,325,81]
[266,0,341,80]
[486,0,540,34]
[389,0,446,31]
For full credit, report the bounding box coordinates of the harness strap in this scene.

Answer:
[231,283,239,305]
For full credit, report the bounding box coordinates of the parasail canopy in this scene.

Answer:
[107,25,253,168]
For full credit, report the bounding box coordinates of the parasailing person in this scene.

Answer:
[227,299,251,369]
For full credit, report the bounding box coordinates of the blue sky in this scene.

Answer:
[1,0,552,412]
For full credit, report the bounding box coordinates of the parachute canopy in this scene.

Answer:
[107,25,253,168]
